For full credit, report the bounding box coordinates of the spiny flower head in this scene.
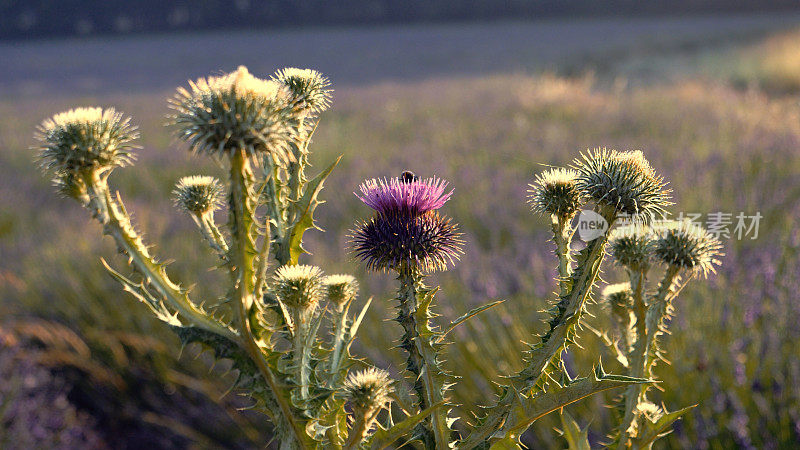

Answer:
[351,211,463,273]
[608,224,654,270]
[652,221,723,277]
[572,149,671,222]
[170,66,296,165]
[273,265,324,310]
[272,67,332,115]
[173,175,224,215]
[342,367,393,412]
[527,168,582,219]
[323,274,359,308]
[602,282,632,309]
[35,107,138,174]
[356,176,453,218]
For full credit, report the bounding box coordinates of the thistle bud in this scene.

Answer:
[170,66,295,165]
[602,282,632,309]
[35,107,138,175]
[608,224,654,270]
[173,176,224,216]
[527,168,582,219]
[323,274,359,308]
[273,265,324,311]
[652,221,723,277]
[272,67,332,115]
[342,367,393,413]
[572,149,671,222]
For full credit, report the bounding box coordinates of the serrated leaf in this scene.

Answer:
[488,435,522,450]
[284,155,341,264]
[560,409,591,450]
[368,401,445,450]
[631,404,695,447]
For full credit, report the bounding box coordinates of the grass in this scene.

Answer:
[3,15,800,448]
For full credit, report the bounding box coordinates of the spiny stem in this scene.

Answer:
[396,270,450,450]
[617,267,648,447]
[551,214,574,297]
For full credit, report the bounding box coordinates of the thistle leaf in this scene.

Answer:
[437,299,504,343]
[368,401,446,450]
[631,404,695,447]
[284,155,341,264]
[559,409,591,450]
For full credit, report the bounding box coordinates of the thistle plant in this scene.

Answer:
[36,63,719,448]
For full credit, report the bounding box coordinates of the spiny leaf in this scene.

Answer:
[631,404,695,447]
[559,409,591,450]
[437,300,504,343]
[368,401,446,450]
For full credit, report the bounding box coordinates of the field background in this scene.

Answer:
[3,12,800,448]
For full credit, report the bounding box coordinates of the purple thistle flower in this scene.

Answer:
[355,176,453,217]
[351,211,463,273]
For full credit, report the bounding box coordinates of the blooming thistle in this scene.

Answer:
[273,265,325,311]
[169,66,296,165]
[527,168,582,220]
[272,68,332,115]
[608,224,654,270]
[172,176,224,216]
[342,367,394,413]
[323,274,359,309]
[351,175,463,273]
[652,221,723,277]
[572,149,671,222]
[35,107,138,175]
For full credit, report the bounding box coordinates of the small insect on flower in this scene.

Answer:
[173,176,224,216]
[608,224,654,270]
[35,107,139,175]
[573,149,671,222]
[342,367,394,413]
[652,220,723,277]
[273,265,325,311]
[356,175,453,218]
[527,168,582,219]
[323,274,359,308]
[272,67,332,115]
[170,66,297,165]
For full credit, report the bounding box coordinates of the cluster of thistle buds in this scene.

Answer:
[35,63,721,449]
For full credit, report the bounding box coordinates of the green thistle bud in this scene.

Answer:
[170,65,296,165]
[573,148,671,222]
[323,274,359,308]
[273,265,324,311]
[652,221,723,277]
[608,224,654,270]
[35,107,138,175]
[52,171,89,201]
[602,282,632,309]
[527,168,582,219]
[342,367,393,413]
[272,67,332,115]
[172,175,224,216]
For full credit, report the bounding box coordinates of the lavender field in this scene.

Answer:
[2,13,800,448]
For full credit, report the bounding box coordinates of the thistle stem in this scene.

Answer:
[551,214,574,297]
[229,150,308,449]
[617,267,648,447]
[328,305,349,385]
[396,269,450,450]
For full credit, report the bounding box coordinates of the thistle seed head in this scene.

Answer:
[173,175,224,215]
[356,176,453,218]
[170,66,296,164]
[602,282,632,309]
[342,367,393,412]
[351,211,463,273]
[272,67,332,115]
[572,149,671,222]
[273,265,324,310]
[35,107,138,175]
[652,220,723,277]
[527,168,582,219]
[608,224,654,270]
[323,274,359,308]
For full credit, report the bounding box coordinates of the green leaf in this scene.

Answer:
[284,155,341,264]
[631,404,695,447]
[368,401,445,450]
[437,299,504,343]
[488,435,522,450]
[560,409,591,450]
